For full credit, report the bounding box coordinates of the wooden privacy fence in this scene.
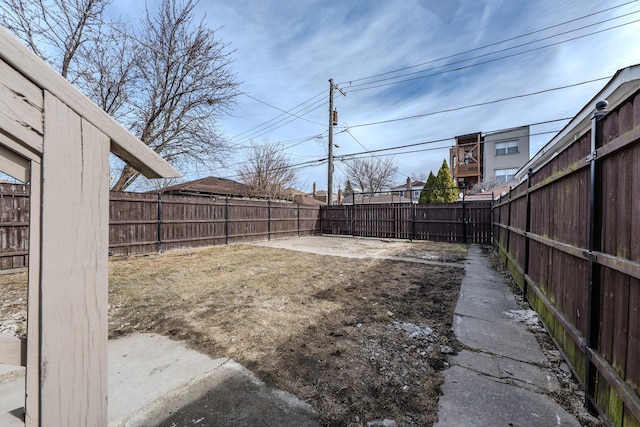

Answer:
[494,91,640,425]
[320,201,492,244]
[0,183,29,269]
[0,188,321,267]
[109,192,320,256]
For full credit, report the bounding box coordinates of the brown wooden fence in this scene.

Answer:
[0,183,29,270]
[494,90,640,426]
[320,201,492,244]
[0,189,321,266]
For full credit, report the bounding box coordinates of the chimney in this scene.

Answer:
[338,188,343,205]
[312,182,316,198]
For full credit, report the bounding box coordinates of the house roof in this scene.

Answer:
[0,26,178,179]
[342,194,413,205]
[465,185,512,201]
[160,176,252,197]
[390,181,425,190]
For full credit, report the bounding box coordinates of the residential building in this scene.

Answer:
[159,176,253,198]
[483,126,530,187]
[449,126,530,192]
[341,194,413,205]
[390,177,426,203]
[450,132,483,190]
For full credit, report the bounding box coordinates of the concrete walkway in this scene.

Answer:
[435,245,580,427]
[0,333,319,427]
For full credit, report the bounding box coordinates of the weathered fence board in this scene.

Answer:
[0,183,29,269]
[0,190,322,264]
[494,89,640,426]
[320,201,492,244]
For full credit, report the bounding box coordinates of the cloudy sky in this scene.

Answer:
[112,0,640,192]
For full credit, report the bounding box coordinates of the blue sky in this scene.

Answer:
[112,0,640,192]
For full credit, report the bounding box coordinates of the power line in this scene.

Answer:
[337,129,563,162]
[338,1,638,86]
[229,90,326,140]
[345,78,607,129]
[344,11,640,92]
[229,96,328,145]
[235,90,326,127]
[210,117,572,182]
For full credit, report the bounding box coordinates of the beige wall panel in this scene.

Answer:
[25,161,41,427]
[38,93,109,426]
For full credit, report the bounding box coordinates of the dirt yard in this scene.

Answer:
[0,237,466,426]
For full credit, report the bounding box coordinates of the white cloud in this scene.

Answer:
[109,0,640,190]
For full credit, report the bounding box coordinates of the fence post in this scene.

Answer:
[351,200,355,236]
[523,169,533,296]
[462,192,467,244]
[268,200,271,241]
[506,187,513,254]
[491,192,495,246]
[412,203,416,241]
[157,192,163,253]
[225,197,229,245]
[585,100,607,410]
[297,203,301,237]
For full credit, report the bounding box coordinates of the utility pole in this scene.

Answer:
[328,78,335,206]
[328,78,345,206]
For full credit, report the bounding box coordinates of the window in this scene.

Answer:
[495,168,518,182]
[495,140,518,156]
[413,190,420,198]
[398,191,404,197]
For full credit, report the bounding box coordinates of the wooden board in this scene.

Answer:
[36,93,109,425]
[0,59,43,154]
[0,333,25,366]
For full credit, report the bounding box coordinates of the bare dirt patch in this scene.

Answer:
[0,238,467,426]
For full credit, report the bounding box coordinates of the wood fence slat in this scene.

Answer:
[494,89,640,425]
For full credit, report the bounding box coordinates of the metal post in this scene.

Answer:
[524,169,533,296]
[506,187,513,253]
[585,100,608,410]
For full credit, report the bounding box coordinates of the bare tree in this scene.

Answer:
[238,141,297,199]
[1,0,240,191]
[0,0,110,80]
[342,157,398,196]
[111,0,239,190]
[77,20,138,121]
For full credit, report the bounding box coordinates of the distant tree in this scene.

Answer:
[410,171,427,182]
[343,180,354,197]
[342,157,398,196]
[238,140,297,199]
[419,172,437,204]
[434,160,458,203]
[418,160,458,203]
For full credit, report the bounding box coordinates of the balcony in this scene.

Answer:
[454,162,481,177]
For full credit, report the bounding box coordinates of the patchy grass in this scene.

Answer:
[1,240,467,426]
